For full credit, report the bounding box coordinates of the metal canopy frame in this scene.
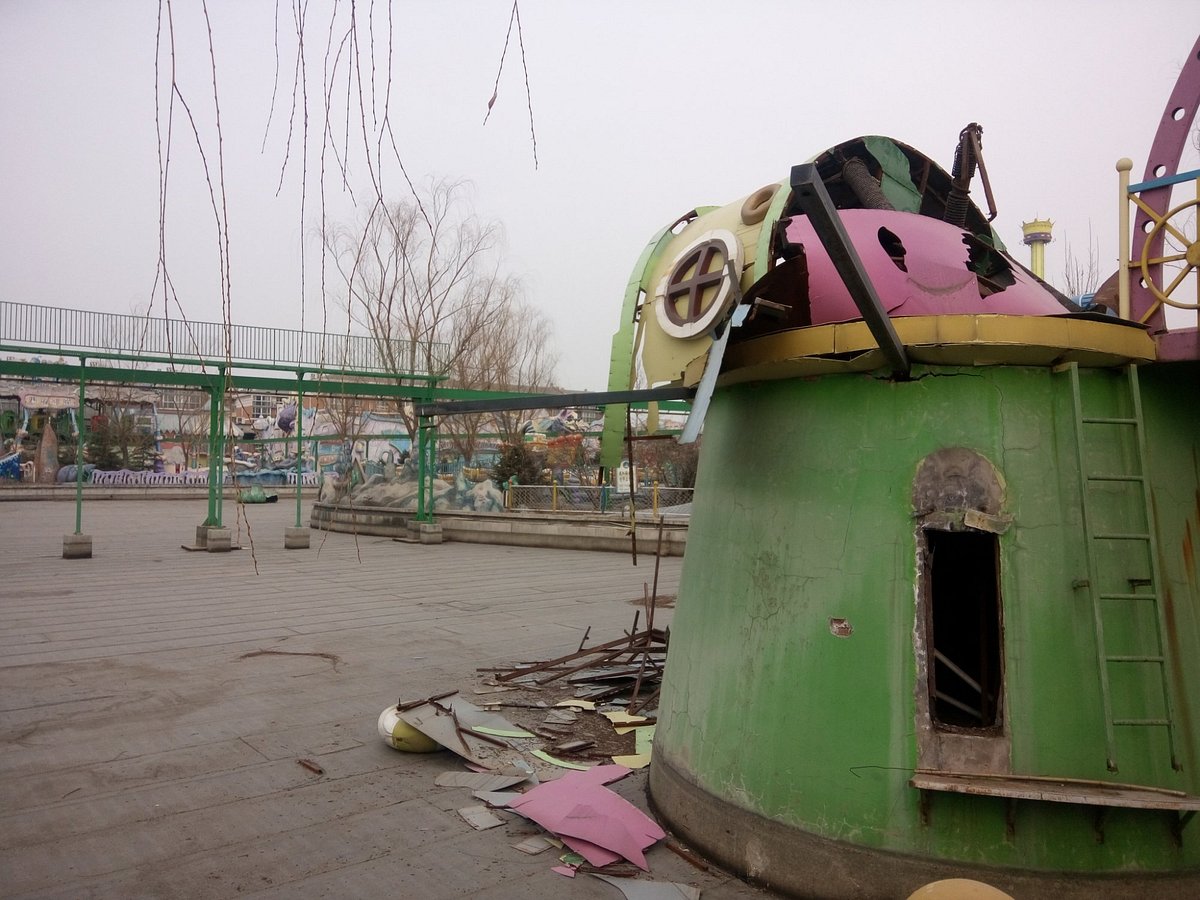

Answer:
[1,304,640,535]
[415,387,694,418]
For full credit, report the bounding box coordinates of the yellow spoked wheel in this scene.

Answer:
[1138,197,1200,322]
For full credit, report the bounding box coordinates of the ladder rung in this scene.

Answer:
[1113,719,1172,726]
[1086,474,1144,483]
[1100,593,1159,601]
[1093,533,1151,541]
[1082,416,1138,425]
[1106,655,1165,663]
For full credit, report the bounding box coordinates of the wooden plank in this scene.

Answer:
[911,771,1200,811]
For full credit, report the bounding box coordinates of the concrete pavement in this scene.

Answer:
[0,500,771,899]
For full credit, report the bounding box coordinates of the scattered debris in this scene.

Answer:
[603,711,651,733]
[474,789,524,807]
[378,706,442,753]
[611,753,651,770]
[392,692,535,768]
[472,724,536,738]
[458,804,505,830]
[662,840,710,873]
[484,585,668,715]
[531,749,591,770]
[512,835,555,855]
[544,708,580,725]
[375,585,693,883]
[434,771,530,791]
[506,764,666,870]
[551,739,595,755]
[296,758,324,775]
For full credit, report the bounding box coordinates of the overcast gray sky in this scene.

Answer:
[1,2,1197,389]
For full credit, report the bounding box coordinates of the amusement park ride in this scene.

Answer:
[418,30,1200,898]
[591,33,1200,900]
[1,23,1198,897]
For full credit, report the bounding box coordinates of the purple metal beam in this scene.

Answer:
[1130,35,1200,332]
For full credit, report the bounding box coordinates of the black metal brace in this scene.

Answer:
[788,164,911,378]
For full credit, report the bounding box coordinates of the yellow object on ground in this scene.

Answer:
[377,706,441,753]
[906,879,1014,900]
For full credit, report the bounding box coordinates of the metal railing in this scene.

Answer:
[0,300,447,374]
[506,483,693,515]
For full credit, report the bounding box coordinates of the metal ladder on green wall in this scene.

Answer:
[1063,362,1180,773]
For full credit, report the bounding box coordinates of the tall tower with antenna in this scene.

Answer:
[1021,218,1053,278]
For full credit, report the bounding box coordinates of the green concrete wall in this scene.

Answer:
[655,362,1200,872]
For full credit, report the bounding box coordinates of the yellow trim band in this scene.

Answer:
[712,315,1156,386]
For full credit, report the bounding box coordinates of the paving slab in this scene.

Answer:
[0,500,772,899]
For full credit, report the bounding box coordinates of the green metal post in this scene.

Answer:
[215,369,226,527]
[428,418,439,521]
[205,379,222,525]
[74,357,86,534]
[416,419,427,523]
[294,374,304,528]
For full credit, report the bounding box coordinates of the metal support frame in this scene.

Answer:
[414,415,438,523]
[74,358,86,535]
[415,387,693,419]
[294,373,304,529]
[1,339,695,538]
[206,370,226,527]
[789,163,910,377]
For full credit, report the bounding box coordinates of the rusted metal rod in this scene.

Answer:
[535,647,629,686]
[396,689,458,711]
[491,630,659,681]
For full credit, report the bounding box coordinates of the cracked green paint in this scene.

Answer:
[655,363,1200,873]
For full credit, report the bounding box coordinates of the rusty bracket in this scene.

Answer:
[966,126,998,222]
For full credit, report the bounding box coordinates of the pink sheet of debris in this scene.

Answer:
[506,764,666,870]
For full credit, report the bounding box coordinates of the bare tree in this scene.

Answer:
[173,391,210,471]
[328,180,557,448]
[449,295,559,465]
[1062,223,1101,299]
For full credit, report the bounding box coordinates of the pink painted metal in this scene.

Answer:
[785,210,1072,325]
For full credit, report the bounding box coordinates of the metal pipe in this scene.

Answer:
[1117,158,1132,320]
[294,373,304,528]
[416,386,693,418]
[74,357,86,535]
[206,380,222,525]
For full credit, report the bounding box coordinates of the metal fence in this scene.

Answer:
[0,300,447,374]
[506,483,693,515]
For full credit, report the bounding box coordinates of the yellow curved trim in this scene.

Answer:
[712,315,1156,387]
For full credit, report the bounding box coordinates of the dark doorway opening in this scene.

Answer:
[926,529,1003,729]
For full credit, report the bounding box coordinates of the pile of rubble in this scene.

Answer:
[376,594,707,894]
